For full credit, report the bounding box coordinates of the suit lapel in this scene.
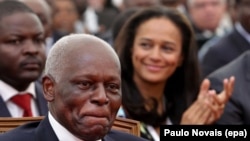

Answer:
[35,116,59,141]
[0,81,48,117]
[231,30,250,52]
[103,132,115,141]
[0,96,11,117]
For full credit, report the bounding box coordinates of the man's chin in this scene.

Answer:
[20,73,41,81]
[77,126,109,141]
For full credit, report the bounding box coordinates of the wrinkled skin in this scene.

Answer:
[43,39,121,141]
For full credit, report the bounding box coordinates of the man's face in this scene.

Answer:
[47,42,121,141]
[19,0,52,38]
[52,0,78,33]
[188,0,226,31]
[0,12,46,90]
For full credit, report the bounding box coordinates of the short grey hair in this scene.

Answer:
[44,33,117,82]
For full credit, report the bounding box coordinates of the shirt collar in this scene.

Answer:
[48,112,102,141]
[0,80,36,102]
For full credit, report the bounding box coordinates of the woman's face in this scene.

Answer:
[132,17,183,84]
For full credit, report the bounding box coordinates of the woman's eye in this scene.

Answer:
[162,45,173,52]
[140,42,151,49]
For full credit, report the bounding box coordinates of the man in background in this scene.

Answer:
[0,1,48,117]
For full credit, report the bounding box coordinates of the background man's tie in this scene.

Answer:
[11,93,33,117]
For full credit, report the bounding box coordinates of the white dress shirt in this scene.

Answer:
[0,80,39,117]
[49,112,102,141]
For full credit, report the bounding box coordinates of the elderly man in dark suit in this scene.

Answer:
[200,0,250,78]
[0,31,148,140]
[0,1,48,117]
[208,50,250,124]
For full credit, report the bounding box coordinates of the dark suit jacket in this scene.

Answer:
[207,51,250,124]
[0,81,48,117]
[0,116,148,141]
[201,28,250,78]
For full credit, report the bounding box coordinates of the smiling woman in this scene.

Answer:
[114,5,235,141]
[131,17,183,83]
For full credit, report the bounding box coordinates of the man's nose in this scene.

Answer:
[22,40,39,55]
[90,84,109,106]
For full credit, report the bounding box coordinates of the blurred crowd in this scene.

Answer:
[13,0,236,55]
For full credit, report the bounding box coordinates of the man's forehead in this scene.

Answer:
[63,49,120,80]
[52,34,119,65]
[0,13,42,31]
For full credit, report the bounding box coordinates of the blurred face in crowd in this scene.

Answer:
[0,12,45,91]
[19,0,52,37]
[132,17,183,84]
[19,0,52,38]
[43,36,121,141]
[52,0,78,33]
[187,0,226,31]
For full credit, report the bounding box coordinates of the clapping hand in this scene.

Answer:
[180,76,235,125]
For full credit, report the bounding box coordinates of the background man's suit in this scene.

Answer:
[207,51,250,124]
[0,81,48,117]
[201,28,250,78]
[0,116,148,141]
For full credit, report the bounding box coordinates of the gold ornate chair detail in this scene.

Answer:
[0,116,140,136]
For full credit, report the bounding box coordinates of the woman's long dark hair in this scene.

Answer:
[114,6,201,125]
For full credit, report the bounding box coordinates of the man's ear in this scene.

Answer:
[42,75,55,102]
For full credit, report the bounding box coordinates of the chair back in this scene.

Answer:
[0,116,140,136]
